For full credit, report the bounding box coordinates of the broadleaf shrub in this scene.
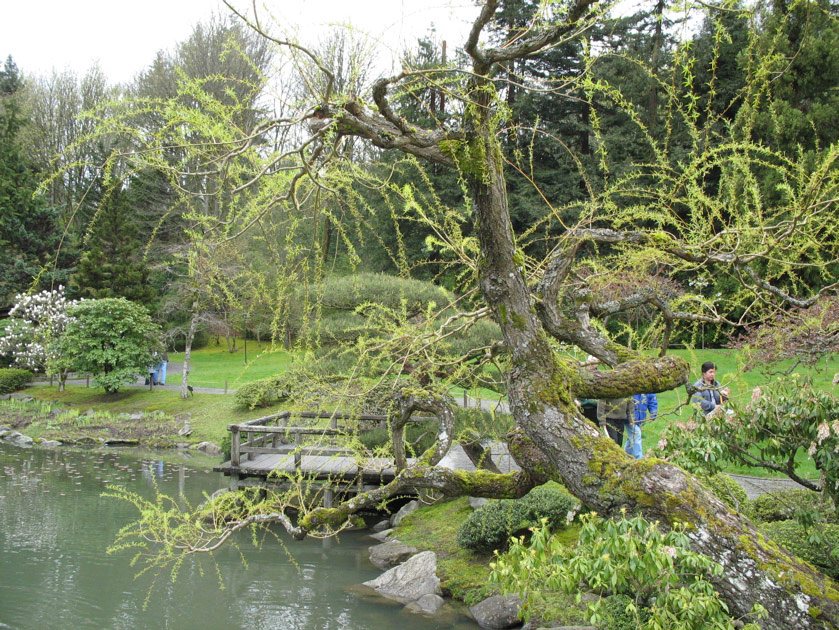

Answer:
[0,368,33,394]
[234,374,292,409]
[759,519,839,579]
[490,512,767,630]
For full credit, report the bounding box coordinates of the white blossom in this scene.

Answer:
[0,287,77,372]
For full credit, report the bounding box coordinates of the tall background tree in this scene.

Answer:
[0,56,67,305]
[69,183,156,305]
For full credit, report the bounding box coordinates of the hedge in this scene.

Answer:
[0,368,33,394]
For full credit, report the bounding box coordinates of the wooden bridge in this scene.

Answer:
[214,411,427,496]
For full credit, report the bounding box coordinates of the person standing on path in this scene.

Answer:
[692,361,730,415]
[156,350,169,386]
[597,397,634,447]
[626,392,657,458]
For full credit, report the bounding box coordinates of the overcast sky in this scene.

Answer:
[2,0,478,84]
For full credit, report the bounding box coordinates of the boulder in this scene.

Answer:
[194,441,222,456]
[369,528,395,543]
[362,550,441,604]
[391,499,420,527]
[404,593,446,615]
[0,426,12,437]
[40,440,62,447]
[469,594,524,629]
[368,541,418,570]
[4,431,34,447]
[469,496,489,510]
[127,412,145,421]
[371,519,392,533]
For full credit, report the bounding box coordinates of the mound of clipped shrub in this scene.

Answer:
[456,483,580,552]
[759,519,839,579]
[234,374,293,409]
[0,368,33,394]
[750,488,836,524]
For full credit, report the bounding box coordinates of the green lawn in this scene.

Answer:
[167,340,294,388]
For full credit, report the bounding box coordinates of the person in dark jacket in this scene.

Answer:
[597,397,634,447]
[692,361,730,415]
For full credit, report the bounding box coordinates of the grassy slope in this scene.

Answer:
[167,340,293,388]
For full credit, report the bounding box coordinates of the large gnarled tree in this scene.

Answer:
[104,0,839,627]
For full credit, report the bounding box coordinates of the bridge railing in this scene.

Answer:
[228,411,431,470]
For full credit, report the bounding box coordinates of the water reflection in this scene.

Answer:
[0,443,477,629]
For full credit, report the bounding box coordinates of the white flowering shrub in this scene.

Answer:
[0,287,77,373]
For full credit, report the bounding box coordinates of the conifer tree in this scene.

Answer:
[69,184,156,305]
[0,55,66,305]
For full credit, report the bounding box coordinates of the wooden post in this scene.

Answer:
[463,390,468,407]
[86,374,90,388]
[323,488,333,508]
[224,381,228,394]
[247,430,254,460]
[294,430,302,470]
[231,427,241,467]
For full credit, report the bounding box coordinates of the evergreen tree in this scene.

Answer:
[69,184,156,305]
[750,0,839,155]
[0,56,66,305]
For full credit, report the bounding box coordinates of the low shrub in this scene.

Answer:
[234,374,291,409]
[750,488,836,524]
[599,594,645,630]
[759,519,839,579]
[518,484,581,532]
[456,499,531,552]
[0,368,33,394]
[456,483,580,552]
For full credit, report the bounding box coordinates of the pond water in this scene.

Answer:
[0,443,478,630]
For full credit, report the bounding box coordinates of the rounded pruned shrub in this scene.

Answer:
[759,519,839,579]
[234,374,292,409]
[456,499,531,552]
[456,483,580,552]
[750,489,836,524]
[518,484,581,532]
[0,368,33,394]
